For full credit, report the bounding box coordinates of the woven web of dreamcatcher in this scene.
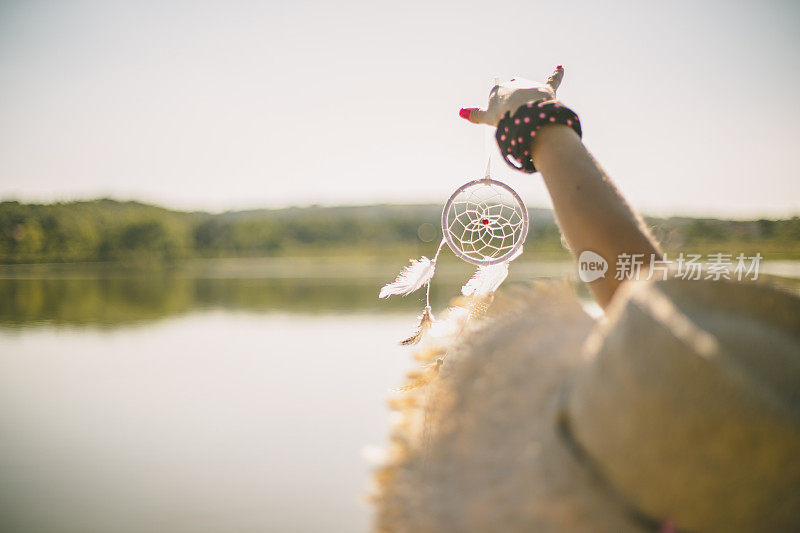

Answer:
[442,179,528,265]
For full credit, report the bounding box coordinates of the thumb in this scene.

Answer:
[546,65,564,92]
[459,107,490,125]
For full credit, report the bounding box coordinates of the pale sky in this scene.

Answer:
[1,0,798,217]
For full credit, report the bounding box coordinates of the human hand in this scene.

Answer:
[459,66,564,127]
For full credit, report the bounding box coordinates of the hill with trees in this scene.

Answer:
[0,199,798,264]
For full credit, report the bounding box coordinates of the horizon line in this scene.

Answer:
[1,195,798,222]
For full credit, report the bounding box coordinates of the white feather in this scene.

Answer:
[461,263,509,296]
[461,247,523,297]
[379,256,435,298]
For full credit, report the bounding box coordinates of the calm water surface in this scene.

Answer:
[0,311,412,533]
[0,267,442,533]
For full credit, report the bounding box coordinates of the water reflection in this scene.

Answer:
[2,258,796,327]
[0,258,577,327]
[0,276,462,327]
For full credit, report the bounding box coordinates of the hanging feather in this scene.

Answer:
[399,306,434,346]
[461,247,523,297]
[379,256,435,298]
[461,263,509,297]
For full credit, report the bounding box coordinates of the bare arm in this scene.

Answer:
[531,125,661,308]
[461,67,661,308]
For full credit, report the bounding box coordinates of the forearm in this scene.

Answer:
[530,125,661,308]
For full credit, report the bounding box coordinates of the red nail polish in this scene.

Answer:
[459,108,471,120]
[557,65,563,70]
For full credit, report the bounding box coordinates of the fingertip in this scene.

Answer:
[459,108,472,121]
[547,67,564,90]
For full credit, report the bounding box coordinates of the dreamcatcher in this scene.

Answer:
[379,172,529,345]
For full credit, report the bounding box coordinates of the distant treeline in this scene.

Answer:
[0,199,798,264]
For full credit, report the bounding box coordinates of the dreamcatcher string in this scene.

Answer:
[426,238,447,309]
[483,77,499,180]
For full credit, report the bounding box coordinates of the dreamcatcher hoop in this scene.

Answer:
[441,177,529,266]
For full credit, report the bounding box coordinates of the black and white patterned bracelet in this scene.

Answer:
[496,100,582,173]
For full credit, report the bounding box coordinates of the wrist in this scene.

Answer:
[530,124,581,169]
[495,100,581,173]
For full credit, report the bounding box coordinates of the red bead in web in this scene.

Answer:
[481,218,489,225]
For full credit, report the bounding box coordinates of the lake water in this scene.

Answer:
[0,258,496,533]
[0,258,796,532]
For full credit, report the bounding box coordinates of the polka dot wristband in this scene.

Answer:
[496,100,582,173]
